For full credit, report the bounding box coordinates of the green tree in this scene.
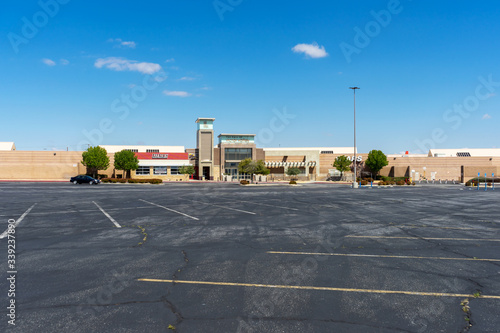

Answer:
[333,155,351,180]
[238,158,270,182]
[114,150,139,179]
[365,150,388,177]
[286,167,301,180]
[179,165,195,177]
[82,146,110,178]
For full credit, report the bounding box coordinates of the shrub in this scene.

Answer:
[149,179,162,184]
[361,180,368,185]
[118,179,127,183]
[411,182,416,186]
[378,181,384,186]
[396,180,405,186]
[289,180,297,185]
[240,180,249,185]
[101,178,111,183]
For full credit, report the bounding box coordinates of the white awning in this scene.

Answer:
[265,161,316,168]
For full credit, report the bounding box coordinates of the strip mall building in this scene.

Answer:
[0,119,499,182]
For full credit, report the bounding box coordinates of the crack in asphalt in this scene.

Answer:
[165,250,190,332]
[459,298,473,332]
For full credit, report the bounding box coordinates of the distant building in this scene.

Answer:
[0,142,16,151]
[0,122,498,182]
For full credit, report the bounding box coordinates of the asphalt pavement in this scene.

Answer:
[0,182,499,332]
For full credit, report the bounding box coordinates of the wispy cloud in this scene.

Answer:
[41,58,56,66]
[292,42,328,58]
[60,59,69,65]
[482,113,492,120]
[178,76,197,81]
[108,38,136,49]
[163,90,191,97]
[94,57,161,74]
[165,58,175,63]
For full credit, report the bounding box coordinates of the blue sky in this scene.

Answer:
[1,0,499,153]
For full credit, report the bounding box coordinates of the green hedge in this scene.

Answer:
[101,178,163,184]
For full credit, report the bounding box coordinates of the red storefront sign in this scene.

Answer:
[135,152,189,160]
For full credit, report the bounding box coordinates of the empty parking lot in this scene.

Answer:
[1,182,499,332]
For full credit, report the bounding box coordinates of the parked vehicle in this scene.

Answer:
[70,175,101,185]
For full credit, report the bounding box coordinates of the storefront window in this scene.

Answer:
[225,148,252,161]
[170,166,180,175]
[153,166,167,175]
[136,166,150,175]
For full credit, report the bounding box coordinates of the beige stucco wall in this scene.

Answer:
[0,151,85,180]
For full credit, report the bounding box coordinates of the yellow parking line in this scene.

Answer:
[346,236,500,242]
[137,278,500,299]
[267,251,500,262]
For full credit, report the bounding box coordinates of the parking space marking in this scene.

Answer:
[92,201,121,228]
[267,251,500,262]
[188,200,256,215]
[224,199,299,211]
[137,278,500,299]
[0,203,37,239]
[139,199,199,220]
[346,235,500,242]
[16,206,154,216]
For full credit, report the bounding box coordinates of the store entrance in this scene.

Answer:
[202,166,210,180]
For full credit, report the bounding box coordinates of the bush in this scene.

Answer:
[360,180,368,185]
[412,182,416,186]
[240,180,249,185]
[396,180,405,186]
[289,180,297,185]
[378,181,385,186]
[101,178,111,183]
[149,179,162,184]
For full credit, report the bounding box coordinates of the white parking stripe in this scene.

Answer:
[92,201,122,228]
[225,199,299,211]
[0,204,37,239]
[139,199,199,220]
[189,200,256,215]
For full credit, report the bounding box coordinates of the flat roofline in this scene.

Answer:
[195,118,215,123]
[264,147,355,151]
[218,134,256,137]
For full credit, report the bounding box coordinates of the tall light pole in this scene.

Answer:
[349,87,360,188]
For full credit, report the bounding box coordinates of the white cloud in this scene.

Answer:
[60,59,69,65]
[94,57,161,74]
[108,38,136,48]
[482,114,492,120]
[292,42,328,58]
[163,90,191,97]
[165,58,175,63]
[179,76,196,81]
[42,58,56,66]
[200,86,212,91]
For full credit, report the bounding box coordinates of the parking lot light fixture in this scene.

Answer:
[349,86,360,189]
